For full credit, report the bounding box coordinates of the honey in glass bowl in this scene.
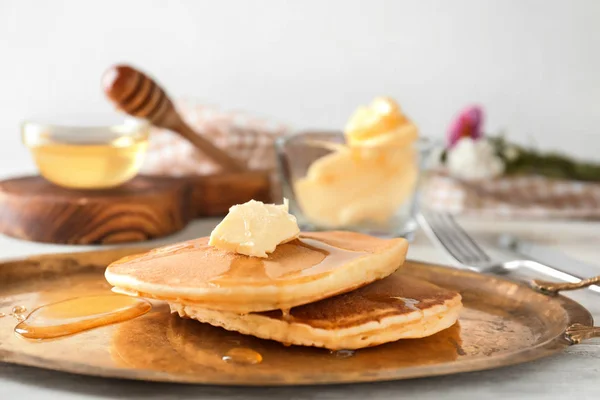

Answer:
[22,117,150,189]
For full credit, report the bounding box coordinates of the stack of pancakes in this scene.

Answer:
[105,231,462,350]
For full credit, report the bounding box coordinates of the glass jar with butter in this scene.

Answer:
[276,98,430,239]
[22,116,150,189]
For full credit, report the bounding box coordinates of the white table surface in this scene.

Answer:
[1,217,599,400]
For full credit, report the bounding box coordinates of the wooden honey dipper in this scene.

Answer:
[102,64,245,172]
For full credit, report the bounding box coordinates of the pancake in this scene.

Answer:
[105,231,408,313]
[170,273,462,350]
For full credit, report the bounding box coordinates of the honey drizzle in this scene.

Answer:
[294,238,367,277]
[392,297,420,311]
[280,308,293,322]
[207,237,368,286]
[364,294,421,310]
[14,295,151,340]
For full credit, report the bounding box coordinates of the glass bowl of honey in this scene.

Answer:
[22,116,150,189]
[276,131,432,240]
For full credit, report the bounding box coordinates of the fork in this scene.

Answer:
[417,211,600,294]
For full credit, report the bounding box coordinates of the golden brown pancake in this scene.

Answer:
[112,304,463,382]
[171,273,462,350]
[105,231,408,313]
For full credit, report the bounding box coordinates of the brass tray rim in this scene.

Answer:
[0,249,594,386]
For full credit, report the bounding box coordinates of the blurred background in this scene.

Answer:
[1,0,599,178]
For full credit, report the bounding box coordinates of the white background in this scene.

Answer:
[1,0,599,178]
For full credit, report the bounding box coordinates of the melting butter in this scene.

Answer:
[209,199,300,258]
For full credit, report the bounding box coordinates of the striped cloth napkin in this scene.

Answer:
[422,172,600,219]
[140,99,288,176]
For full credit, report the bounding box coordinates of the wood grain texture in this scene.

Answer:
[189,171,272,217]
[0,176,192,245]
[0,173,271,245]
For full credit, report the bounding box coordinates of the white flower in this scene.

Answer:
[447,137,505,181]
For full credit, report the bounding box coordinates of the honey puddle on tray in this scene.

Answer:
[14,295,152,340]
[11,306,28,321]
[222,347,263,365]
[110,309,465,378]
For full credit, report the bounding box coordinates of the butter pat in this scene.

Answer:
[209,199,300,258]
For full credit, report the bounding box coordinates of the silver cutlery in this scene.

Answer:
[417,212,600,293]
[498,234,600,280]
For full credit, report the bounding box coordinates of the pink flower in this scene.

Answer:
[447,105,484,147]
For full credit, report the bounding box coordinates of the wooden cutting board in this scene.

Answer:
[0,173,271,245]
